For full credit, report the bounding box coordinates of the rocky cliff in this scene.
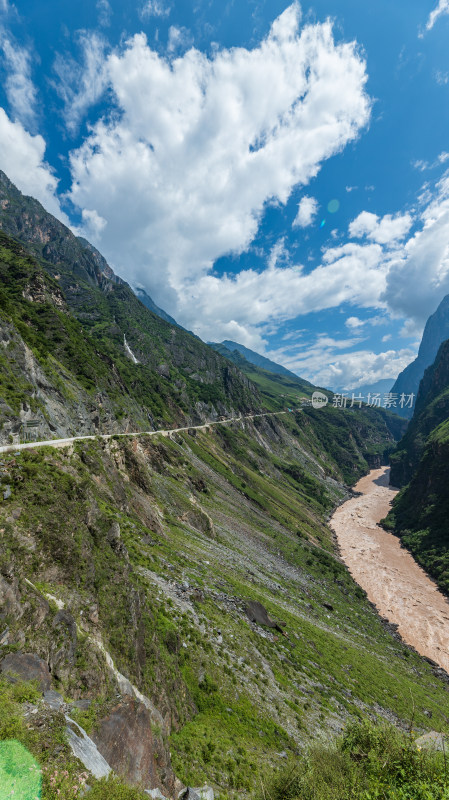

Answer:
[385,338,449,594]
[390,338,449,487]
[391,294,449,418]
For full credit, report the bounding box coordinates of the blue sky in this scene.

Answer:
[1,0,449,390]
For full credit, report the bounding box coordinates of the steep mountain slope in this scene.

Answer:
[214,340,308,381]
[391,294,449,418]
[385,338,449,594]
[389,338,449,487]
[0,170,447,799]
[210,343,315,408]
[0,233,257,443]
[134,286,181,328]
[1,409,446,797]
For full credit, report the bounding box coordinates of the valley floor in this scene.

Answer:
[331,467,449,672]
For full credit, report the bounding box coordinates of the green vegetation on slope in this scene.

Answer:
[0,172,260,434]
[0,677,149,800]
[295,405,407,484]
[210,342,315,409]
[0,230,258,439]
[0,409,447,796]
[261,719,449,800]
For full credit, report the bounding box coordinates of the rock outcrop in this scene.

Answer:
[92,698,174,794]
[1,652,51,692]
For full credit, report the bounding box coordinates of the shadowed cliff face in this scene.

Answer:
[386,338,449,596]
[391,295,449,419]
[390,338,449,487]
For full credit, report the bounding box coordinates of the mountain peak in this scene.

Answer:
[391,293,449,417]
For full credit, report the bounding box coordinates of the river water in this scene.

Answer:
[330,467,449,673]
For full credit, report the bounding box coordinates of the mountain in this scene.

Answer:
[0,173,259,440]
[391,294,449,418]
[389,337,449,487]
[209,342,316,408]
[134,286,181,328]
[0,171,446,799]
[0,387,437,797]
[339,378,394,398]
[214,340,301,379]
[385,337,449,593]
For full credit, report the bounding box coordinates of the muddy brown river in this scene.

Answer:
[330,467,449,672]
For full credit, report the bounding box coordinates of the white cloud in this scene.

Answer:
[0,0,8,12]
[97,0,111,27]
[435,70,449,85]
[413,159,428,172]
[399,319,424,339]
[68,5,371,331]
[167,25,193,54]
[293,195,318,228]
[173,241,386,343]
[81,208,107,238]
[382,173,449,322]
[0,107,68,223]
[413,151,449,172]
[140,0,170,19]
[267,336,417,390]
[349,210,413,245]
[1,37,37,126]
[425,0,449,31]
[53,32,108,134]
[346,316,364,329]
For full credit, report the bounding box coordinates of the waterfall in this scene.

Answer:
[124,334,139,364]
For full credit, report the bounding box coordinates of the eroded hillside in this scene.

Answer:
[1,412,448,796]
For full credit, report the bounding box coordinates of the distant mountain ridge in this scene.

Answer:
[134,286,181,328]
[339,379,394,398]
[212,340,302,379]
[391,294,449,418]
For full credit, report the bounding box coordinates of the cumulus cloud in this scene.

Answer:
[267,336,417,390]
[139,0,170,19]
[53,32,108,134]
[382,173,449,322]
[0,107,68,223]
[349,210,413,244]
[413,151,449,171]
[293,195,318,228]
[68,4,371,327]
[425,0,449,31]
[174,241,386,343]
[1,37,37,126]
[345,316,364,329]
[81,207,107,238]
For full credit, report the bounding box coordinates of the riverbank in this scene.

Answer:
[330,467,449,673]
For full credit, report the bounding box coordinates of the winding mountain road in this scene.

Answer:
[0,409,293,455]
